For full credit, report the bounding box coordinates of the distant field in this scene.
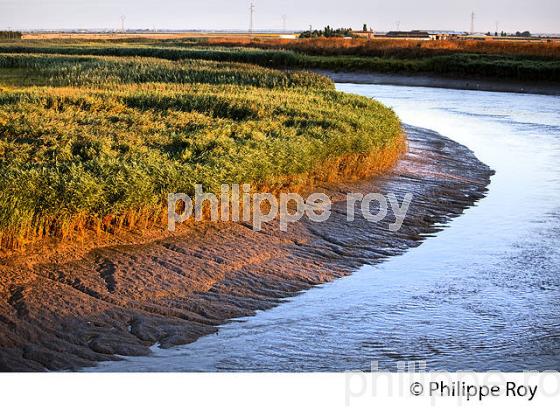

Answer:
[204,36,560,59]
[2,37,559,82]
[22,32,290,40]
[0,51,403,248]
[19,32,560,58]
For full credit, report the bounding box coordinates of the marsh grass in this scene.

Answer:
[204,37,560,60]
[2,39,559,82]
[0,52,403,248]
[0,53,333,89]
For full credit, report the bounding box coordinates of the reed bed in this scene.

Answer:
[205,37,560,60]
[1,40,558,82]
[0,52,403,248]
[0,53,332,89]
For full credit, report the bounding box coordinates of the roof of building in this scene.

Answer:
[385,30,467,38]
[385,30,431,38]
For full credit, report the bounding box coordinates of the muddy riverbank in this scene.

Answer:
[315,70,560,96]
[0,126,493,371]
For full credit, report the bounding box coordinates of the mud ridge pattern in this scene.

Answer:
[0,126,494,371]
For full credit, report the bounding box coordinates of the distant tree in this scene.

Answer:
[363,23,368,32]
[299,26,356,39]
[0,31,22,40]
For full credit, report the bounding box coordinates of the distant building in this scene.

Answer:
[461,33,491,40]
[386,30,431,40]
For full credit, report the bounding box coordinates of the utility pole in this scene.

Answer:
[281,14,287,32]
[120,15,126,33]
[249,2,255,39]
[396,21,400,31]
[470,12,475,34]
[495,21,499,35]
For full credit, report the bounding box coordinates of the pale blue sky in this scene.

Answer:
[1,0,558,33]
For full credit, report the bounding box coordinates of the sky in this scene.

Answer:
[1,0,558,33]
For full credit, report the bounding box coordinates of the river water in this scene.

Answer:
[91,84,560,372]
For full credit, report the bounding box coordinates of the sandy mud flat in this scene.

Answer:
[0,126,493,371]
[316,70,560,96]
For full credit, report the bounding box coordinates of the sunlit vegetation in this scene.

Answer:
[216,37,560,59]
[0,53,332,88]
[2,38,558,82]
[0,52,403,247]
[197,36,560,61]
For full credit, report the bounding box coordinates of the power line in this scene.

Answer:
[249,2,255,38]
[470,12,475,34]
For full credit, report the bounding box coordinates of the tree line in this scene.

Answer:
[299,26,355,39]
[0,31,22,40]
